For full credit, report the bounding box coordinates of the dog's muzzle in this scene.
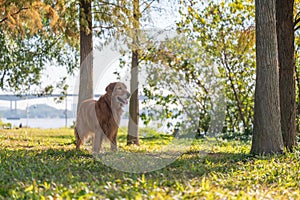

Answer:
[118,92,130,105]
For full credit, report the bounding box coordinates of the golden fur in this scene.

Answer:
[75,82,130,153]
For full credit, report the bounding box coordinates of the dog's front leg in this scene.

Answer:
[110,131,118,151]
[93,130,103,154]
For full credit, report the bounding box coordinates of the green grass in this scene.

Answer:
[0,128,300,199]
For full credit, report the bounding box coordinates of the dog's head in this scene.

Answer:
[106,82,130,106]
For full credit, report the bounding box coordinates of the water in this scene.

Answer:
[1,118,140,129]
[1,117,170,133]
[2,118,76,129]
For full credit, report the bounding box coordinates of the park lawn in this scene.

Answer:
[0,128,299,199]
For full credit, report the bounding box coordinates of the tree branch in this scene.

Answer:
[141,0,157,14]
[294,11,300,31]
[294,24,300,32]
[0,7,29,24]
[93,1,130,13]
[221,49,247,130]
[0,70,7,89]
[93,25,118,29]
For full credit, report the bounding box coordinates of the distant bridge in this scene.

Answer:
[0,94,101,111]
[0,94,147,111]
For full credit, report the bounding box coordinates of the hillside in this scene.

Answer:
[0,104,75,119]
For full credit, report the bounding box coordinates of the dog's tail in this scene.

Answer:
[74,126,82,150]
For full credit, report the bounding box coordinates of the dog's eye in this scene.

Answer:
[117,87,122,90]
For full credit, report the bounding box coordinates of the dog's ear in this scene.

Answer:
[105,82,116,93]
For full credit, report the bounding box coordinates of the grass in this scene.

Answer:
[0,128,300,199]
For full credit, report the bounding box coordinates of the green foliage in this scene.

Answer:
[139,0,255,137]
[294,1,300,133]
[295,40,300,132]
[178,0,255,134]
[0,0,79,93]
[0,119,11,129]
[0,27,78,93]
[0,128,300,199]
[141,36,215,135]
[93,0,157,48]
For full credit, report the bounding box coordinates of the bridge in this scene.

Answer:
[0,93,147,111]
[0,94,101,111]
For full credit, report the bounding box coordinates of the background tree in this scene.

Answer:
[276,0,297,151]
[178,0,255,135]
[76,0,133,112]
[250,0,284,155]
[127,0,140,145]
[113,0,168,144]
[294,0,300,136]
[140,0,255,138]
[77,0,93,111]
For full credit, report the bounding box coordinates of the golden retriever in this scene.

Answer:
[74,82,130,153]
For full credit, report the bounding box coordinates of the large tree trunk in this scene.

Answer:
[276,0,297,151]
[77,0,93,112]
[127,0,140,145]
[250,0,284,155]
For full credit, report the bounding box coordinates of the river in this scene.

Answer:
[1,118,143,129]
[1,118,76,129]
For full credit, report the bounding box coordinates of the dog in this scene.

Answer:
[74,82,130,153]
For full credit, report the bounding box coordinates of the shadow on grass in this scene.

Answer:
[46,135,74,139]
[0,144,261,199]
[0,146,251,182]
[117,133,172,143]
[162,150,252,178]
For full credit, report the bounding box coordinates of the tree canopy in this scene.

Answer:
[0,0,78,93]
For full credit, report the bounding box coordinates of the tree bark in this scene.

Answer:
[127,0,140,145]
[77,0,93,112]
[250,0,284,155]
[127,52,140,145]
[276,0,297,151]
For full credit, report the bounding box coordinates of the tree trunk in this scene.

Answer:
[250,0,284,155]
[127,0,140,145]
[77,0,93,112]
[127,52,140,145]
[276,0,297,151]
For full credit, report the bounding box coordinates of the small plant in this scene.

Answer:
[0,119,12,129]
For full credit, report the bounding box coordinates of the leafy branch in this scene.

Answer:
[0,7,29,24]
